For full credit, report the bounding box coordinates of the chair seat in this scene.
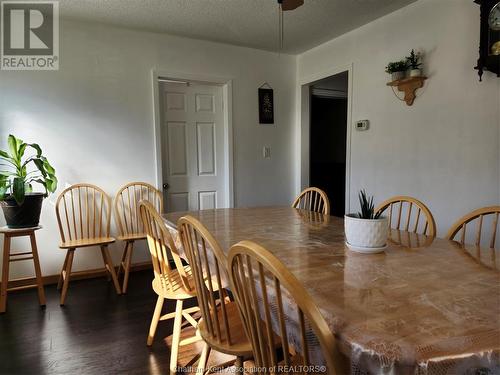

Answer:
[152,266,196,300]
[117,233,146,242]
[59,237,115,249]
[198,301,254,357]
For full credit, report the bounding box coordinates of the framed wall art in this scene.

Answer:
[258,83,274,124]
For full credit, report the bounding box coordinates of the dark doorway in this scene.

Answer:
[310,72,348,217]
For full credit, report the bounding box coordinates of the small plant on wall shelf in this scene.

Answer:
[406,49,422,77]
[386,49,427,106]
[385,60,408,81]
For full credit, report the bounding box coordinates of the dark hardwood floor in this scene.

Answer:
[0,270,218,375]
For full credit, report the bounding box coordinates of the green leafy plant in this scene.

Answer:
[406,49,422,69]
[357,190,382,220]
[0,134,57,204]
[385,60,408,74]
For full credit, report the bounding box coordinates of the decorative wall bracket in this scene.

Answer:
[387,76,427,106]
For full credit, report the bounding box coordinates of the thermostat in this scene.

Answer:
[355,120,369,131]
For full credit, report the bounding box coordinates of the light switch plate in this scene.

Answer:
[263,146,271,159]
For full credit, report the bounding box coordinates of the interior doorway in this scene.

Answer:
[309,71,349,217]
[154,74,234,213]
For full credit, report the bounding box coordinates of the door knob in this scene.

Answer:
[163,183,170,190]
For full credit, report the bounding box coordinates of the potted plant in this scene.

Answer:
[0,134,57,228]
[406,49,422,77]
[385,60,408,81]
[344,190,388,253]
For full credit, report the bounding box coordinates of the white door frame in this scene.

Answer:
[152,70,234,208]
[297,63,353,214]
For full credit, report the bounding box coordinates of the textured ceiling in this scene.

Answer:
[59,0,418,54]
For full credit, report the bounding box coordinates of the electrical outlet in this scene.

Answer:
[263,146,271,159]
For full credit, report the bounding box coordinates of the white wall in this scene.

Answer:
[0,20,297,278]
[297,0,500,236]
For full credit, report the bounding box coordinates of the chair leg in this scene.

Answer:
[0,235,11,313]
[170,299,184,375]
[57,250,70,290]
[122,241,134,294]
[234,356,244,373]
[29,233,46,307]
[100,246,121,295]
[147,295,164,346]
[60,249,75,306]
[116,241,129,280]
[197,343,211,375]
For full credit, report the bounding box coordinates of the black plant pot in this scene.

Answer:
[0,193,44,228]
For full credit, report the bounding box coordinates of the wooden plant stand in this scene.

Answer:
[0,226,46,313]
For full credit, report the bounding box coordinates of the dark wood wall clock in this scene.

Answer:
[475,0,500,80]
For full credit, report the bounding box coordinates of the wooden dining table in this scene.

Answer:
[163,206,500,375]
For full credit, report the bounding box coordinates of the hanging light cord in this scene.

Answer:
[278,1,284,52]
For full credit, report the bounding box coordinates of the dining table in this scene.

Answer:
[163,206,500,375]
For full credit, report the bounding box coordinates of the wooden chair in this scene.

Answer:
[228,240,342,374]
[292,187,330,215]
[114,182,163,293]
[446,206,500,248]
[178,215,253,373]
[138,201,201,375]
[55,183,121,305]
[376,196,436,237]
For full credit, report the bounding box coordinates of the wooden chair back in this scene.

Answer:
[228,240,339,374]
[114,182,163,237]
[376,196,436,237]
[446,206,500,249]
[139,200,192,293]
[55,183,112,243]
[292,187,330,215]
[178,215,233,345]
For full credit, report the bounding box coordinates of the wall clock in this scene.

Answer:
[475,0,500,80]
[489,2,500,30]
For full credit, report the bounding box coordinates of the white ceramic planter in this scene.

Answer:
[410,69,422,77]
[344,214,389,251]
[391,71,406,81]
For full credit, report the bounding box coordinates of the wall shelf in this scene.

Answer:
[387,76,427,106]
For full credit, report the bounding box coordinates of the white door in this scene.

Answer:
[161,81,226,212]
